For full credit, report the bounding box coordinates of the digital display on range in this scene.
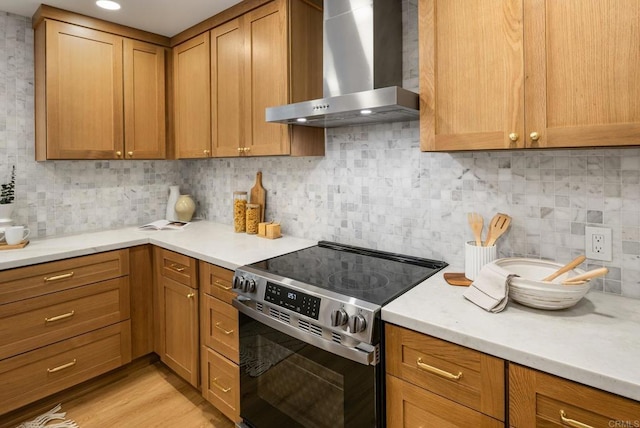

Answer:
[264,282,321,320]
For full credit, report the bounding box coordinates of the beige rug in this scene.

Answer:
[15,404,78,428]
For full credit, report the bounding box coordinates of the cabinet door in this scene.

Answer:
[420,0,524,151]
[211,20,244,157]
[174,33,211,159]
[386,375,503,428]
[44,20,124,159]
[124,40,166,159]
[509,363,640,427]
[158,276,199,387]
[243,1,290,156]
[525,0,640,148]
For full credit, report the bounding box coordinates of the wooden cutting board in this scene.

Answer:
[250,171,266,222]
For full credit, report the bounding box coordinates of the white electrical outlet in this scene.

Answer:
[585,226,612,261]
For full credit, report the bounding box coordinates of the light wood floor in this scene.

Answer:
[2,359,235,428]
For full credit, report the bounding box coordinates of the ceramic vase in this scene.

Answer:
[166,186,180,221]
[0,203,15,224]
[175,195,196,222]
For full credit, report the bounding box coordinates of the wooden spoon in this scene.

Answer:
[467,212,483,246]
[561,267,609,285]
[484,213,512,247]
[542,255,586,282]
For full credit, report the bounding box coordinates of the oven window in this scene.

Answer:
[239,314,378,428]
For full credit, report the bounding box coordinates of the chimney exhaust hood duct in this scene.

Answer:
[266,0,418,128]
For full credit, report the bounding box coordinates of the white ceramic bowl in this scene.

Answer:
[494,258,590,310]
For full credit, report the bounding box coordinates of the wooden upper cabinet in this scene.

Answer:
[243,1,290,156]
[34,8,169,161]
[420,0,640,151]
[183,0,323,159]
[174,33,212,159]
[39,20,125,160]
[526,0,640,148]
[211,19,243,157]
[124,40,166,159]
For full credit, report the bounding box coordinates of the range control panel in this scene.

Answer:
[264,282,321,320]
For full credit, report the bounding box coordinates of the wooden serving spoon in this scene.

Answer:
[484,213,512,247]
[542,255,586,282]
[467,212,483,246]
[561,267,609,285]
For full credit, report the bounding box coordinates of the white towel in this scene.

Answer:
[463,261,518,313]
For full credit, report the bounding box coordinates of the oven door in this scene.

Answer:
[234,302,381,428]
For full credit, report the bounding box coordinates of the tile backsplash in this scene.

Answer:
[1,5,639,298]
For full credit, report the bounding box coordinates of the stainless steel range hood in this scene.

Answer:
[266,0,418,128]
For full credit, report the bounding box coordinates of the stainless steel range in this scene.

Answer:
[232,241,447,428]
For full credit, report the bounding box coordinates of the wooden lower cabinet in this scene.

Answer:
[200,262,241,423]
[0,321,131,415]
[385,324,505,424]
[386,375,503,427]
[509,363,640,427]
[154,247,199,387]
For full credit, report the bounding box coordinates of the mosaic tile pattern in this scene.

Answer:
[1,6,639,298]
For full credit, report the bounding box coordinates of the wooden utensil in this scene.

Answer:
[542,255,586,282]
[561,267,609,285]
[250,171,266,222]
[484,213,511,247]
[444,272,472,287]
[467,212,483,246]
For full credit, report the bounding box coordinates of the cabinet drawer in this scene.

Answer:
[0,249,129,304]
[200,261,236,304]
[0,321,131,415]
[509,363,640,427]
[155,247,197,288]
[0,277,129,360]
[202,346,240,423]
[385,324,505,421]
[386,375,503,428]
[202,293,238,363]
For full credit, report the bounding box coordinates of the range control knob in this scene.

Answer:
[348,314,367,333]
[232,275,244,290]
[330,308,349,327]
[244,278,256,293]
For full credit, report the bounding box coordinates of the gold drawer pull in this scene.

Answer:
[187,292,195,299]
[169,263,186,272]
[45,310,75,323]
[215,322,234,335]
[212,377,231,393]
[47,359,77,374]
[560,410,593,428]
[416,358,463,381]
[214,280,232,290]
[44,272,74,282]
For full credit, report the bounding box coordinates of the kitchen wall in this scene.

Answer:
[1,4,639,298]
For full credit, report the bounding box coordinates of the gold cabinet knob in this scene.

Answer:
[203,149,210,156]
[508,133,519,142]
[530,132,540,141]
[243,147,250,152]
[237,147,242,153]
[187,292,195,299]
[127,151,133,157]
[115,151,122,157]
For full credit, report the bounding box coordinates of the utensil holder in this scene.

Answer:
[465,241,497,281]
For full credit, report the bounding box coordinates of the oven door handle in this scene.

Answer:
[232,298,377,366]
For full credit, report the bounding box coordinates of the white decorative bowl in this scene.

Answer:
[494,258,590,310]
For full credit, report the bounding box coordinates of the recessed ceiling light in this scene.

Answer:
[96,1,121,10]
[360,109,373,115]
[296,118,307,123]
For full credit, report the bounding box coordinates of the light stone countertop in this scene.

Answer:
[0,220,316,271]
[3,224,639,402]
[382,266,640,402]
